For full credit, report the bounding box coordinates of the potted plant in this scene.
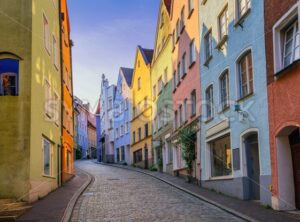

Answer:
[178,125,196,183]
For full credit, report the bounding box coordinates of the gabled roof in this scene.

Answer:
[120,67,134,87]
[138,45,154,65]
[164,0,172,15]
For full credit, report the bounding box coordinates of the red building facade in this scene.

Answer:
[265,0,300,210]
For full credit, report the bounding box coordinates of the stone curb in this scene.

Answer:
[95,161,257,222]
[60,168,94,222]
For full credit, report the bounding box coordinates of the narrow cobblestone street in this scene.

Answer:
[71,161,244,222]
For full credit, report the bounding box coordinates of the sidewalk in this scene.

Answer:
[99,162,300,222]
[17,166,91,222]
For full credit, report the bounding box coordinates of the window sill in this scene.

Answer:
[204,117,214,124]
[176,37,180,44]
[176,80,181,87]
[181,72,187,79]
[234,8,251,28]
[275,59,300,79]
[204,55,213,67]
[173,88,176,94]
[218,106,230,114]
[206,175,233,181]
[172,46,176,53]
[216,35,228,50]
[187,8,194,19]
[237,92,254,103]
[42,175,56,179]
[189,61,196,69]
[190,113,196,119]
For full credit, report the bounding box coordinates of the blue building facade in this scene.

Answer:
[113,68,133,164]
[199,0,271,206]
[74,97,89,159]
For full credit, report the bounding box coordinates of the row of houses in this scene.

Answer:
[0,0,75,202]
[97,0,300,211]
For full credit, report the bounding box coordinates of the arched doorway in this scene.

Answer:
[276,126,300,210]
[289,129,300,209]
[244,132,260,200]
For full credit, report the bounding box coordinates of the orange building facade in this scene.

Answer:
[60,0,74,183]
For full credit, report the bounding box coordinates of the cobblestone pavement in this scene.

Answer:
[71,161,245,222]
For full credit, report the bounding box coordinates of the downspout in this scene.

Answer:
[59,0,63,187]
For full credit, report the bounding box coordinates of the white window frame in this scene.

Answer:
[273,3,300,73]
[188,0,195,15]
[52,34,59,69]
[218,5,229,41]
[43,137,53,177]
[219,70,230,110]
[205,85,214,120]
[236,0,251,21]
[237,50,253,99]
[204,30,213,62]
[189,39,196,66]
[43,13,50,55]
[0,72,18,96]
[45,79,52,118]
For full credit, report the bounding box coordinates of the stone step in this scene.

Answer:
[0,199,14,205]
[0,199,31,221]
[0,202,27,210]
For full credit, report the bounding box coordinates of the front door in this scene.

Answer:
[245,134,260,200]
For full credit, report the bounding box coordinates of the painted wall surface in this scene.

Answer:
[264,0,300,210]
[130,46,153,168]
[113,68,132,164]
[0,0,32,199]
[87,113,97,158]
[29,0,62,202]
[61,0,74,183]
[170,0,201,180]
[96,100,101,161]
[199,0,271,204]
[151,0,173,173]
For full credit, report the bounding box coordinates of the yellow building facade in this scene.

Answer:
[151,0,174,174]
[130,46,154,169]
[0,0,62,202]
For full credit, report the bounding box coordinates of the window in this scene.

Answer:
[190,90,196,116]
[133,149,143,163]
[138,77,141,90]
[43,138,53,176]
[54,92,59,125]
[238,51,253,98]
[189,39,196,66]
[116,128,119,138]
[121,147,125,161]
[133,131,136,143]
[237,0,251,19]
[273,5,300,73]
[173,71,176,90]
[183,99,188,123]
[45,79,52,117]
[174,111,178,129]
[172,30,175,49]
[176,20,180,40]
[188,0,194,15]
[138,128,141,141]
[144,123,149,137]
[210,135,232,177]
[182,53,187,75]
[0,59,19,96]
[177,62,181,81]
[153,117,157,133]
[125,98,128,110]
[220,71,229,110]
[206,85,214,119]
[109,119,113,128]
[179,105,182,126]
[144,97,148,109]
[52,35,59,69]
[218,6,228,41]
[164,68,168,85]
[283,20,299,68]
[125,122,129,133]
[108,98,113,110]
[163,106,168,126]
[43,14,50,53]
[158,77,163,94]
[180,7,185,31]
[121,125,125,136]
[153,85,157,99]
[160,12,164,27]
[204,30,213,62]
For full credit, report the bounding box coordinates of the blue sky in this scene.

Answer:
[67,0,160,111]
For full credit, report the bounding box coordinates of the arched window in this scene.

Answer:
[237,50,253,99]
[0,58,19,96]
[205,85,214,120]
[219,70,229,110]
